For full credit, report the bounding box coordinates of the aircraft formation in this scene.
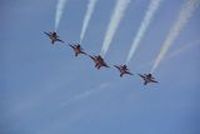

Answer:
[44,31,158,86]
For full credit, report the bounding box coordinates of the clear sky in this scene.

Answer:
[1,0,200,134]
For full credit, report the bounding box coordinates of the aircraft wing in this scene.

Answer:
[150,79,158,83]
[88,55,96,61]
[138,74,145,79]
[44,32,50,36]
[56,39,65,43]
[68,44,75,49]
[126,71,133,75]
[114,65,120,70]
[103,63,110,68]
[80,51,87,55]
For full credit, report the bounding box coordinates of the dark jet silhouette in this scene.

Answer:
[44,31,64,44]
[114,64,133,77]
[138,73,158,85]
[68,43,87,57]
[89,55,109,69]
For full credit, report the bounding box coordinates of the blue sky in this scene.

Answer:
[1,0,200,134]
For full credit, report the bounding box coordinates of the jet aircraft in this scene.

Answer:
[114,64,133,77]
[138,73,158,85]
[44,31,64,44]
[68,43,87,57]
[89,55,109,69]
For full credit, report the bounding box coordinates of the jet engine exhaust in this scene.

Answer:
[55,0,68,31]
[126,0,162,64]
[80,0,98,43]
[100,0,131,57]
[151,0,200,73]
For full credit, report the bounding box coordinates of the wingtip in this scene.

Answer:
[43,31,48,35]
[113,65,117,68]
[106,64,110,68]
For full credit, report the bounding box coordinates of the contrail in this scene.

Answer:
[137,40,200,70]
[80,0,98,43]
[61,83,110,107]
[55,0,68,31]
[167,40,200,60]
[151,0,200,73]
[100,0,131,57]
[126,0,162,64]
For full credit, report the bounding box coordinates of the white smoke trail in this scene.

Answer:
[55,0,68,31]
[100,0,131,57]
[126,0,162,64]
[151,0,200,73]
[167,40,200,59]
[61,83,110,107]
[137,40,200,70]
[80,0,98,43]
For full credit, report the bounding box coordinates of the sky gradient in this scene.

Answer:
[1,0,200,134]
